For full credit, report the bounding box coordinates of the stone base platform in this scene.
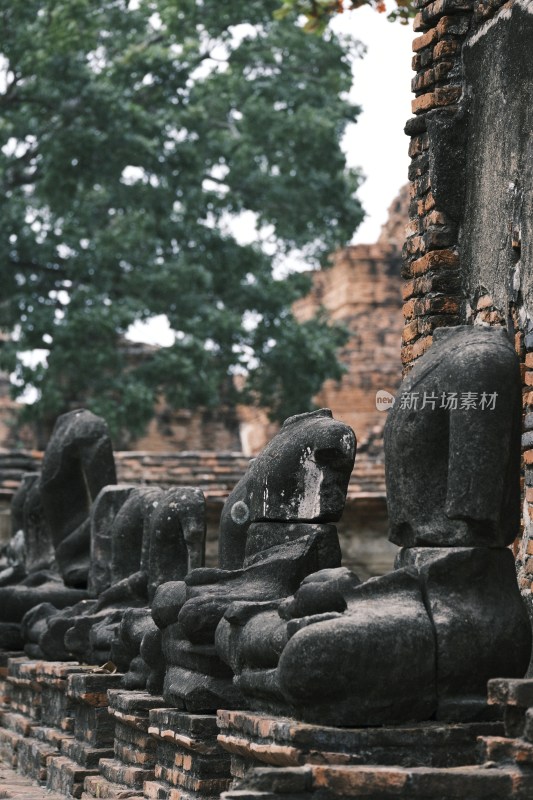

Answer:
[145,708,232,800]
[0,751,67,800]
[81,690,163,800]
[222,762,533,800]
[217,710,505,779]
[46,670,124,798]
[219,682,533,800]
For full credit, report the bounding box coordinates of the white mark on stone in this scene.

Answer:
[517,0,533,14]
[466,4,515,47]
[231,500,249,525]
[341,432,353,454]
[296,452,323,519]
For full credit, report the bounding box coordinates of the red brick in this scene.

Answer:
[412,92,437,114]
[403,235,424,257]
[424,227,458,250]
[436,14,471,37]
[413,27,439,52]
[402,280,417,301]
[411,249,459,276]
[405,219,421,238]
[434,39,460,59]
[434,61,454,81]
[425,209,451,227]
[411,86,461,113]
[524,451,533,465]
[403,299,417,320]
[413,335,433,358]
[475,309,505,325]
[412,69,436,93]
[516,330,525,357]
[525,371,533,387]
[402,320,419,344]
[525,353,533,368]
[416,296,460,316]
[418,192,436,216]
[413,11,427,30]
[312,765,408,794]
[418,315,460,336]
[408,133,429,158]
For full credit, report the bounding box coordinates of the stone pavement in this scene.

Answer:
[0,756,64,799]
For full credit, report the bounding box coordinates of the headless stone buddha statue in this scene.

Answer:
[41,408,117,588]
[0,408,114,652]
[150,409,356,712]
[52,486,163,663]
[217,326,531,725]
[115,486,206,690]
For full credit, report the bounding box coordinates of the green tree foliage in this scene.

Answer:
[0,0,364,442]
[275,0,416,33]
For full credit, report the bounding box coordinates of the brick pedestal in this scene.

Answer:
[0,657,42,770]
[144,708,232,800]
[218,704,533,800]
[217,709,504,779]
[46,671,123,798]
[18,661,91,784]
[82,690,163,799]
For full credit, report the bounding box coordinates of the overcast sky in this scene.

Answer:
[332,7,414,243]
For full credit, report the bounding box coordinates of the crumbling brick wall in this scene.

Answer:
[404,0,533,598]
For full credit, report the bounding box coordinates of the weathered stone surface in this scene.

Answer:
[0,473,52,590]
[0,579,86,628]
[218,410,356,570]
[38,600,98,661]
[153,410,354,712]
[488,678,533,710]
[41,486,164,665]
[22,602,72,660]
[66,672,124,707]
[217,328,528,726]
[0,621,23,650]
[88,485,136,597]
[0,465,86,633]
[223,761,533,800]
[109,487,160,586]
[40,409,116,588]
[397,547,531,718]
[217,709,504,769]
[114,487,206,689]
[385,326,521,548]
[461,3,533,325]
[273,568,436,725]
[148,487,206,598]
[17,473,55,576]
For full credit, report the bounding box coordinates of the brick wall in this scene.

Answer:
[404,0,533,598]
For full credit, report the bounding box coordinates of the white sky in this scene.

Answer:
[332,7,414,243]
[129,10,414,345]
